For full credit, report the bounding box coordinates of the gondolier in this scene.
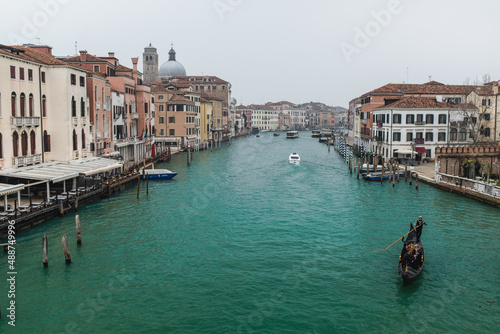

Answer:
[415,216,426,241]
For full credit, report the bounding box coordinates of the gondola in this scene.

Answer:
[398,223,424,285]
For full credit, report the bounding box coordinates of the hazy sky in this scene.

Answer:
[1,0,498,108]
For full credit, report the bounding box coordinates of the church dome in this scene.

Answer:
[158,46,186,78]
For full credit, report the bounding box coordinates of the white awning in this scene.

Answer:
[68,157,123,176]
[0,158,123,183]
[0,161,79,182]
[394,149,416,155]
[0,183,25,197]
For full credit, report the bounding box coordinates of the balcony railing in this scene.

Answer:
[72,151,79,160]
[415,121,425,125]
[11,117,40,127]
[131,112,139,119]
[72,117,78,126]
[361,119,367,125]
[12,154,42,167]
[82,117,87,125]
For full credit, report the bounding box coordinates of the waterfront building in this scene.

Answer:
[236,105,253,130]
[0,44,91,168]
[282,106,307,131]
[200,92,223,143]
[372,96,477,162]
[248,105,279,131]
[63,51,153,168]
[350,80,500,157]
[200,97,213,143]
[151,86,198,149]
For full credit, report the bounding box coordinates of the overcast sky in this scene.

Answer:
[1,0,498,108]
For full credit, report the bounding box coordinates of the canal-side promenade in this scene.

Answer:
[411,162,500,208]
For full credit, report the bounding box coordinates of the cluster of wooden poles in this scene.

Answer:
[40,214,82,267]
[348,155,420,189]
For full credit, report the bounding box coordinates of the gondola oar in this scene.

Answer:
[375,222,425,252]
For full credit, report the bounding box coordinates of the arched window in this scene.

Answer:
[20,93,26,117]
[450,128,457,141]
[81,129,86,149]
[12,132,19,157]
[71,96,76,117]
[73,129,77,151]
[29,93,34,117]
[44,130,51,152]
[21,131,28,156]
[42,95,46,117]
[30,130,36,155]
[11,92,16,117]
[0,133,3,159]
[459,128,467,141]
[80,97,85,116]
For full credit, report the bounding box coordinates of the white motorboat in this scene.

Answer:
[288,153,301,164]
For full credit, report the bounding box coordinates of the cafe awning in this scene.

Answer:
[394,149,415,155]
[68,157,123,176]
[415,147,427,153]
[0,183,25,197]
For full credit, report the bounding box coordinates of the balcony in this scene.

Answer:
[12,154,42,167]
[131,112,139,119]
[97,132,101,140]
[82,117,87,125]
[11,117,40,127]
[361,119,367,125]
[72,151,79,160]
[375,136,383,142]
[415,121,425,125]
[96,102,100,110]
[81,149,88,158]
[72,117,78,126]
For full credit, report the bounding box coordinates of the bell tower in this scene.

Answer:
[143,43,158,84]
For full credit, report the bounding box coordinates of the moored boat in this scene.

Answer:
[398,223,424,285]
[141,169,178,179]
[286,131,299,139]
[311,130,321,138]
[363,171,405,181]
[273,132,280,136]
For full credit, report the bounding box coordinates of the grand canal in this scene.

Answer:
[1,132,499,333]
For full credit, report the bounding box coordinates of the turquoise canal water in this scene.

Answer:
[1,132,499,333]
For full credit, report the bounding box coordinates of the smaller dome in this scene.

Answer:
[158,46,186,78]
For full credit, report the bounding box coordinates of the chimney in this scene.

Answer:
[108,52,115,58]
[131,57,138,72]
[79,50,87,61]
[30,45,53,56]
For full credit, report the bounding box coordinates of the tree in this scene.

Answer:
[454,89,495,145]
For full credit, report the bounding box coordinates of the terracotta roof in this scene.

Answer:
[364,82,478,97]
[375,96,475,110]
[116,64,132,72]
[0,44,83,71]
[199,92,222,101]
[167,94,194,103]
[171,75,229,84]
[63,53,108,63]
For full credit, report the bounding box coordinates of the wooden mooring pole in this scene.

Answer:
[75,215,82,245]
[61,234,71,264]
[43,234,48,268]
[146,174,149,196]
[415,173,419,190]
[136,174,140,199]
[405,165,408,182]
